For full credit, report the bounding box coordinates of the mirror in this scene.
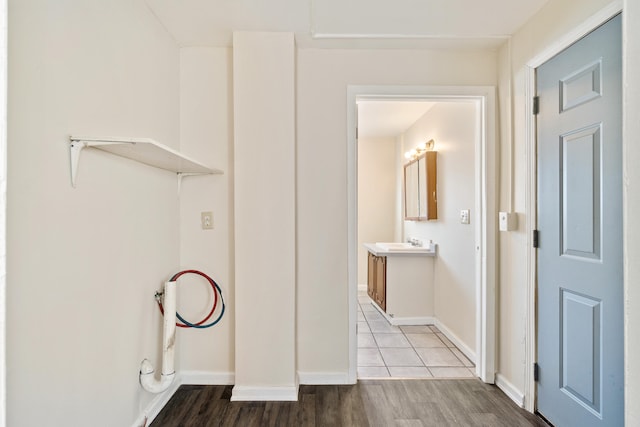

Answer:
[403,152,437,220]
[404,159,419,219]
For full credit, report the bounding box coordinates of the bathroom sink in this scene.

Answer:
[375,242,429,251]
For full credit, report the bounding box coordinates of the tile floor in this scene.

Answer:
[358,291,475,379]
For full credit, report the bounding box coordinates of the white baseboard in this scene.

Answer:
[388,316,436,326]
[131,375,182,427]
[181,371,235,385]
[495,374,525,408]
[132,371,235,427]
[434,319,476,364]
[298,371,351,385]
[231,385,299,401]
[367,297,476,367]
[370,298,435,326]
[357,284,367,292]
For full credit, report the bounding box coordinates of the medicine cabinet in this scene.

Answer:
[403,151,437,220]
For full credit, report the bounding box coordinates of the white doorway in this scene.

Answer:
[346,85,498,384]
[356,99,476,379]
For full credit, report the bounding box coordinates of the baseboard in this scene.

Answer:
[388,316,436,326]
[495,374,525,408]
[369,299,435,326]
[368,300,477,365]
[132,371,235,427]
[131,374,182,427]
[298,371,351,385]
[434,319,476,364]
[357,284,367,292]
[181,371,235,385]
[231,385,299,401]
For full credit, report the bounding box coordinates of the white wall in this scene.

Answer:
[402,102,477,354]
[8,0,636,421]
[232,32,297,396]
[622,0,640,424]
[357,137,397,285]
[178,47,234,377]
[296,48,496,376]
[496,0,622,405]
[7,1,180,426]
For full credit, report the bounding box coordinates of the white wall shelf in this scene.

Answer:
[69,136,223,187]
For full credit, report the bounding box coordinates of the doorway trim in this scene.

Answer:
[346,85,497,383]
[1,0,6,423]
[523,1,623,412]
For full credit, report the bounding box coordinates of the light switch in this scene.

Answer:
[460,209,470,224]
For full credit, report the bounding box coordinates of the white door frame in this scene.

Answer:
[523,1,623,412]
[346,85,497,383]
[0,0,7,424]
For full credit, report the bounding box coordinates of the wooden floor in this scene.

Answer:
[150,379,549,427]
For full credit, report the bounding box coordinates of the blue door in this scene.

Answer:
[536,15,623,427]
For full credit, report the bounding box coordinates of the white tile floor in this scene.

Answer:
[358,292,475,379]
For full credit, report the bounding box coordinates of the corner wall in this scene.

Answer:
[232,32,297,398]
[178,47,234,379]
[357,137,397,285]
[7,1,180,426]
[402,102,477,355]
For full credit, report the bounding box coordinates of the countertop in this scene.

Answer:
[364,242,437,257]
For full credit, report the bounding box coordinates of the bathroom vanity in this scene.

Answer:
[364,242,436,324]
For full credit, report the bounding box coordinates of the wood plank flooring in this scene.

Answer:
[150,379,549,427]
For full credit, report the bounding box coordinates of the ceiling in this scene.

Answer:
[144,1,551,137]
[357,101,436,139]
[144,0,550,48]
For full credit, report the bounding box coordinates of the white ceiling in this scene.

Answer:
[143,1,551,136]
[144,0,550,48]
[357,101,436,139]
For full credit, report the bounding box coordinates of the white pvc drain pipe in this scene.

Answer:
[139,281,176,393]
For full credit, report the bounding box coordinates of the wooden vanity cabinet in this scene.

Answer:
[367,252,386,311]
[364,243,435,320]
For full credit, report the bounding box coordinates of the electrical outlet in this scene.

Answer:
[460,209,470,224]
[201,211,214,230]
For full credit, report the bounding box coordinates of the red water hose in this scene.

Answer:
[156,270,218,328]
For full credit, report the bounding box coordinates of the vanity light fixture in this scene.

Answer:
[404,139,435,161]
[404,149,417,159]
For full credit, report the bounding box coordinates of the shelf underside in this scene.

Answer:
[69,136,223,187]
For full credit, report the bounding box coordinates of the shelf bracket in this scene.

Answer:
[177,172,209,194]
[70,139,135,188]
[70,141,86,188]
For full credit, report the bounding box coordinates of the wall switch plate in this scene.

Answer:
[460,209,470,224]
[499,211,518,231]
[201,211,214,230]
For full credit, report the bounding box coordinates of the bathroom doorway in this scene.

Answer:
[356,98,478,379]
[346,86,498,384]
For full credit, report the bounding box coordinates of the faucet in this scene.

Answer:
[407,237,422,247]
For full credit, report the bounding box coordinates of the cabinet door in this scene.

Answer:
[367,252,375,301]
[424,151,438,220]
[374,256,386,311]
